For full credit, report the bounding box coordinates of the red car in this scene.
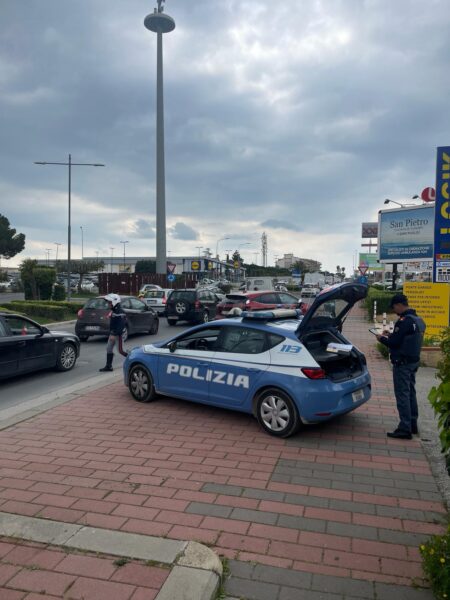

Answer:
[215,290,307,319]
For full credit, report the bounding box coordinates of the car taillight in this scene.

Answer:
[301,367,326,379]
[195,300,201,309]
[77,309,84,318]
[162,297,166,304]
[217,306,222,313]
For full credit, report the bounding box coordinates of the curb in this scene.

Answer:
[0,512,222,600]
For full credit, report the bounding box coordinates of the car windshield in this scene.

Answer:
[170,291,196,301]
[85,298,109,309]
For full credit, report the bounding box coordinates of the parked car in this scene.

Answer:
[75,296,159,341]
[300,284,320,299]
[139,284,163,294]
[0,312,80,379]
[141,289,173,314]
[123,282,371,438]
[215,290,306,319]
[166,289,220,326]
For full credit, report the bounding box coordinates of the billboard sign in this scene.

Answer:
[358,253,382,271]
[361,222,378,238]
[378,205,434,263]
[433,146,450,283]
[404,282,450,335]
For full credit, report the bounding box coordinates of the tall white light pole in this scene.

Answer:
[80,226,84,259]
[144,0,175,275]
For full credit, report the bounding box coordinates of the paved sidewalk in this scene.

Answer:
[0,303,448,599]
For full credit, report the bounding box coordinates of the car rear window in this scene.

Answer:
[85,298,109,309]
[224,295,247,304]
[170,291,196,301]
[145,291,165,298]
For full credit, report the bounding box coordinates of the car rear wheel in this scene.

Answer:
[55,343,77,372]
[167,319,177,327]
[149,318,159,335]
[128,364,156,402]
[256,388,301,438]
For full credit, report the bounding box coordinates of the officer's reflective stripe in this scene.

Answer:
[167,363,249,389]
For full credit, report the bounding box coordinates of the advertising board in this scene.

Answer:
[358,253,382,271]
[404,282,450,336]
[378,205,434,263]
[433,146,450,283]
[361,222,378,238]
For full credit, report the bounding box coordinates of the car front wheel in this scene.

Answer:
[128,364,156,402]
[256,388,301,438]
[56,343,77,372]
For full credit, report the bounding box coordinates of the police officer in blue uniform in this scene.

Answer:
[99,293,128,372]
[377,293,426,439]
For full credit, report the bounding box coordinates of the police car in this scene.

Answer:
[123,283,371,437]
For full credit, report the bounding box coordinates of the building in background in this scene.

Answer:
[275,253,321,272]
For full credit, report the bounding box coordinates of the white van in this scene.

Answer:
[243,277,276,291]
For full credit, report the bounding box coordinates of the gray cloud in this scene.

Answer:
[261,220,302,232]
[169,222,199,241]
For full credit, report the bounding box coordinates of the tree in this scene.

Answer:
[19,259,38,300]
[231,250,242,265]
[0,214,25,261]
[292,260,316,284]
[135,260,156,274]
[58,259,104,292]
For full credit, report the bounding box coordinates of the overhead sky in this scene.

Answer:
[1,0,449,271]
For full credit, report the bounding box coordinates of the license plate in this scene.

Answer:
[148,300,157,304]
[85,325,101,331]
[352,389,365,403]
[169,316,178,320]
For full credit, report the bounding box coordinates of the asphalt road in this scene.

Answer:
[0,317,190,412]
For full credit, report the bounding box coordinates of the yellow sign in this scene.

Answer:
[234,260,240,268]
[191,260,200,271]
[404,282,450,336]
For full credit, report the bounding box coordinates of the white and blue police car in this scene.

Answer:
[123,282,371,438]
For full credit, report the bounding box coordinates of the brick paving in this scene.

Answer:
[0,302,447,598]
[0,536,169,599]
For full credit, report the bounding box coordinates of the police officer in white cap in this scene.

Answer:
[99,293,128,372]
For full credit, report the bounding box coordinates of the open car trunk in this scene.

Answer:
[299,329,365,382]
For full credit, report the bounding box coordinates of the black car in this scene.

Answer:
[166,288,220,326]
[0,312,80,380]
[75,296,159,341]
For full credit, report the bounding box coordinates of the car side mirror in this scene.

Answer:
[168,340,177,353]
[37,326,49,336]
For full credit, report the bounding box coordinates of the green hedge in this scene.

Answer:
[0,300,83,321]
[364,287,396,316]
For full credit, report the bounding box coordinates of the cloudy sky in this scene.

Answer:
[1,0,449,272]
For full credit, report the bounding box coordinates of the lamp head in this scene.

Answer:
[384,199,390,204]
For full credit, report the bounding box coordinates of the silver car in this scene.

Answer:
[141,288,173,314]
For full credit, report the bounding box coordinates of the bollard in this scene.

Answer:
[389,320,394,333]
[382,312,387,329]
[374,301,377,324]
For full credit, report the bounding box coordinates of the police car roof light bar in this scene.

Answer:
[241,309,301,320]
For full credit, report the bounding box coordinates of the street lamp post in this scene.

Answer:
[195,246,203,257]
[110,247,115,274]
[216,236,230,259]
[384,198,421,208]
[34,154,105,301]
[144,0,176,275]
[54,242,62,265]
[80,226,84,260]
[45,249,52,267]
[120,241,129,271]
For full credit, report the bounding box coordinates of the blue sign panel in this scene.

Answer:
[358,276,368,285]
[433,146,450,283]
[167,274,176,282]
[378,205,434,263]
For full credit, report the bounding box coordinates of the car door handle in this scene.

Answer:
[197,362,209,366]
[246,367,260,373]
[17,341,26,347]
